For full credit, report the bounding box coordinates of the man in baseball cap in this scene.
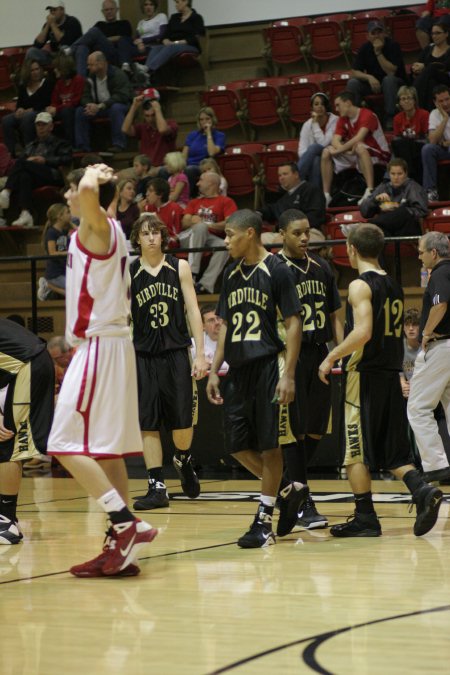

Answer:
[345,18,407,130]
[0,110,71,227]
[26,1,82,65]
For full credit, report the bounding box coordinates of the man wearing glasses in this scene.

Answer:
[408,231,450,483]
[347,20,407,130]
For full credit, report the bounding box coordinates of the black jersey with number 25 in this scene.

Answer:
[217,253,302,368]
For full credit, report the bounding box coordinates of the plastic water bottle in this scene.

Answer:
[420,266,428,288]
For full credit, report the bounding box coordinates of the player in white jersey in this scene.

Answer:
[47,164,157,578]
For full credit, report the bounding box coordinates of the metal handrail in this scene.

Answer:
[0,235,423,334]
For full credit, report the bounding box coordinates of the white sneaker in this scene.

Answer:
[37,277,49,301]
[357,187,373,206]
[0,189,10,210]
[324,192,332,207]
[12,210,33,228]
[0,515,23,545]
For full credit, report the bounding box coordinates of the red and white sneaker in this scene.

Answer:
[102,519,158,576]
[70,524,152,578]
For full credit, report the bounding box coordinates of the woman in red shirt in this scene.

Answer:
[392,86,429,182]
[46,53,85,146]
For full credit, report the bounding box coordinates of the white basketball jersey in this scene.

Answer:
[65,218,131,345]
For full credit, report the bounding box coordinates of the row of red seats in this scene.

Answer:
[201,71,357,137]
[326,206,450,267]
[263,7,423,74]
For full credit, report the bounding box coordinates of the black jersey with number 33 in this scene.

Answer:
[344,270,404,372]
[130,254,191,354]
[217,253,302,368]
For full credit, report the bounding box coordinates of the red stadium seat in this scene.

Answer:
[424,207,450,234]
[258,142,299,194]
[200,88,247,134]
[216,152,262,208]
[324,221,353,267]
[279,73,329,127]
[385,13,420,53]
[313,13,351,26]
[302,21,350,68]
[262,24,307,75]
[238,79,290,138]
[225,143,266,155]
[321,72,352,102]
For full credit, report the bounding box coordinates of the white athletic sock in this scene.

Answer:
[97,488,127,514]
[260,494,276,507]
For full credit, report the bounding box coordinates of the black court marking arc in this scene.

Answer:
[207,604,450,674]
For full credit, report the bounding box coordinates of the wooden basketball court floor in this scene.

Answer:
[2,476,450,675]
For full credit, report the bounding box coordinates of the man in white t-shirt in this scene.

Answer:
[191,303,229,373]
[421,85,450,202]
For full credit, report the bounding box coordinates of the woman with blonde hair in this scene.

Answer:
[199,157,228,195]
[392,85,429,182]
[182,106,226,195]
[38,203,72,301]
[164,151,190,206]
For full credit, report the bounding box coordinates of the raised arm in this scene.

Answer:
[77,165,116,255]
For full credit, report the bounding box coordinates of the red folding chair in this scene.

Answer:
[200,88,247,135]
[323,221,353,267]
[262,24,307,75]
[385,13,420,53]
[238,79,290,139]
[321,72,352,102]
[217,152,262,209]
[279,74,328,127]
[302,21,350,69]
[258,142,299,195]
[424,207,450,234]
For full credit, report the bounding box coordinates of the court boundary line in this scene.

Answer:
[206,604,450,674]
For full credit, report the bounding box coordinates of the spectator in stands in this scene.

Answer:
[122,89,178,174]
[68,0,134,77]
[321,90,390,208]
[144,0,205,79]
[134,0,168,55]
[38,203,72,301]
[412,20,450,110]
[0,144,15,180]
[133,154,153,201]
[0,112,71,228]
[142,176,185,247]
[26,1,82,66]
[45,53,84,146]
[182,107,226,195]
[165,151,190,207]
[392,86,429,183]
[347,20,406,130]
[182,172,237,294]
[422,84,450,201]
[298,92,338,189]
[116,178,140,240]
[74,51,133,153]
[417,1,450,49]
[199,158,228,195]
[191,303,229,372]
[47,335,75,395]
[1,60,54,156]
[259,162,326,243]
[359,158,428,236]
